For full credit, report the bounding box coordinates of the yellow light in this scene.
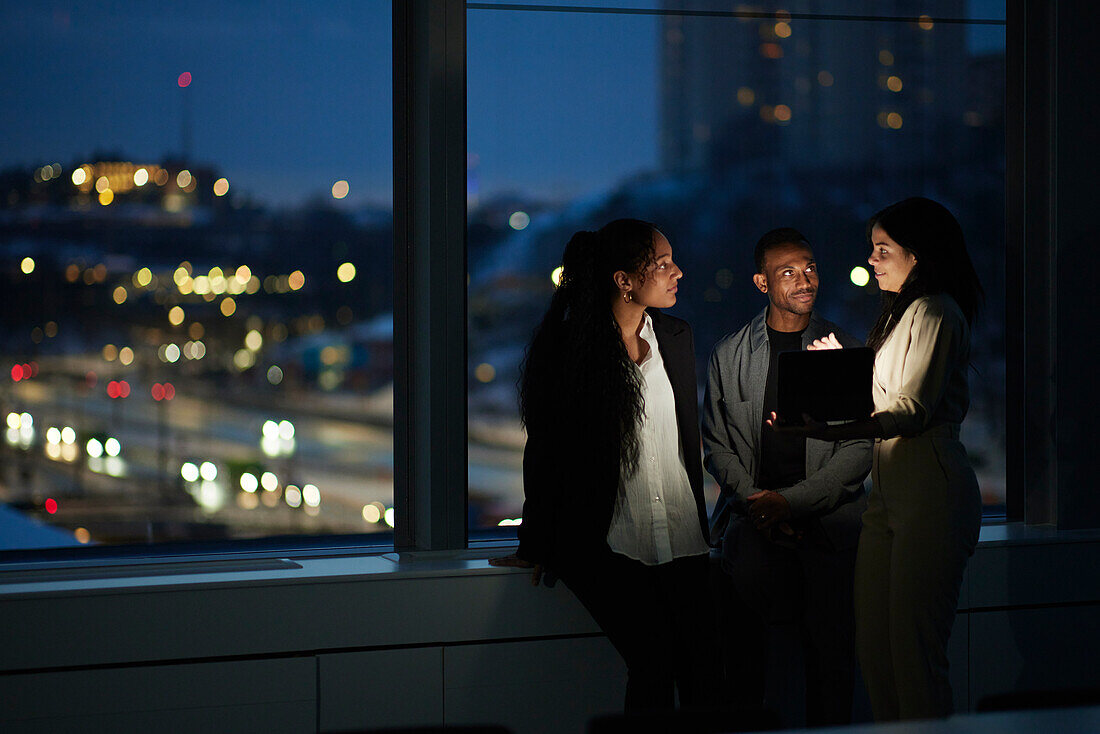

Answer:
[221,297,237,317]
[774,104,792,122]
[168,306,185,326]
[245,329,263,351]
[331,180,350,199]
[850,266,871,287]
[235,265,251,284]
[759,105,776,123]
[817,70,834,87]
[98,190,114,206]
[95,176,110,193]
[288,270,305,291]
[737,87,755,106]
[362,504,381,523]
[154,168,169,186]
[134,168,149,187]
[119,346,134,365]
[337,262,356,283]
[74,527,91,544]
[102,344,118,362]
[302,484,321,507]
[475,363,496,383]
[233,348,255,370]
[551,266,564,287]
[879,49,894,66]
[285,486,302,508]
[71,169,87,186]
[136,267,153,287]
[886,112,903,129]
[20,257,35,275]
[113,286,128,304]
[177,170,192,188]
[886,75,903,92]
[918,14,934,30]
[213,177,229,196]
[774,21,791,38]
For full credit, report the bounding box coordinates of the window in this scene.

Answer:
[0,2,394,552]
[466,1,1007,532]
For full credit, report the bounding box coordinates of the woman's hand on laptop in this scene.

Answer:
[807,332,843,350]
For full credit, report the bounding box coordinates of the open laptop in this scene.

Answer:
[776,347,875,424]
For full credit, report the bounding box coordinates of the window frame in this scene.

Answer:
[2,0,1052,566]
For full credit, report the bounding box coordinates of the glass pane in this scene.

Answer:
[466,3,1007,531]
[467,1,1005,22]
[0,2,394,550]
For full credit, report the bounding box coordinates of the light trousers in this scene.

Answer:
[854,427,981,721]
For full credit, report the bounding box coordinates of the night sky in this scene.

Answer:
[1,1,1005,208]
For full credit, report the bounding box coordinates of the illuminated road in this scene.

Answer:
[1,357,526,541]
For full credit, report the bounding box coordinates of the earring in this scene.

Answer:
[622,290,632,303]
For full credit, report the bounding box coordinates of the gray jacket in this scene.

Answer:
[703,307,872,551]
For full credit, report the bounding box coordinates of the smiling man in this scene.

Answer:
[703,228,872,726]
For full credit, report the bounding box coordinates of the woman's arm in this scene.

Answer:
[766,411,884,442]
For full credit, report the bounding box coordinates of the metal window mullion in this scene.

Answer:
[393,0,468,551]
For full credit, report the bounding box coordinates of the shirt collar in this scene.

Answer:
[638,311,659,366]
[750,306,828,351]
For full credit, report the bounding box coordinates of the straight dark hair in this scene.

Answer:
[866,197,984,351]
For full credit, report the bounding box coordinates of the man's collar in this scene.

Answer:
[750,307,827,351]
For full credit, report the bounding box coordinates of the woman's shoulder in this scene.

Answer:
[903,293,967,330]
[648,308,692,336]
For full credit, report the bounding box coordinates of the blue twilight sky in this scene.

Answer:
[0,1,1005,208]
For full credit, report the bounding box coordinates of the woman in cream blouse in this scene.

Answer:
[771,197,983,721]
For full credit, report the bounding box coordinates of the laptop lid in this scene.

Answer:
[777,347,875,423]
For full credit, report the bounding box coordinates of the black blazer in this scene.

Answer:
[516,309,709,571]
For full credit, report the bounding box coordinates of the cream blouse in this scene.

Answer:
[872,293,971,439]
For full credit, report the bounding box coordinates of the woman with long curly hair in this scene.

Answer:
[771,197,983,720]
[492,219,719,712]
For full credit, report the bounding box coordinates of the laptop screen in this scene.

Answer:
[777,347,875,423]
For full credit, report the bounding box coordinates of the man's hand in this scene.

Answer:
[746,489,792,531]
[765,410,829,439]
[489,554,544,586]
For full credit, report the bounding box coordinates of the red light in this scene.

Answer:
[151,383,164,401]
[178,71,192,88]
[11,364,22,381]
[44,498,58,514]
[119,380,131,398]
[163,382,176,400]
[107,381,120,399]
[29,361,39,377]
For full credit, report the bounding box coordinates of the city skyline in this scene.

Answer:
[3,2,1005,208]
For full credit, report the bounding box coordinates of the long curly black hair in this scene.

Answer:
[866,197,984,351]
[519,219,659,475]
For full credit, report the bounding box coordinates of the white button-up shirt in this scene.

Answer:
[606,313,710,566]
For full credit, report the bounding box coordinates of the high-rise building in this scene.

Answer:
[660,1,969,172]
